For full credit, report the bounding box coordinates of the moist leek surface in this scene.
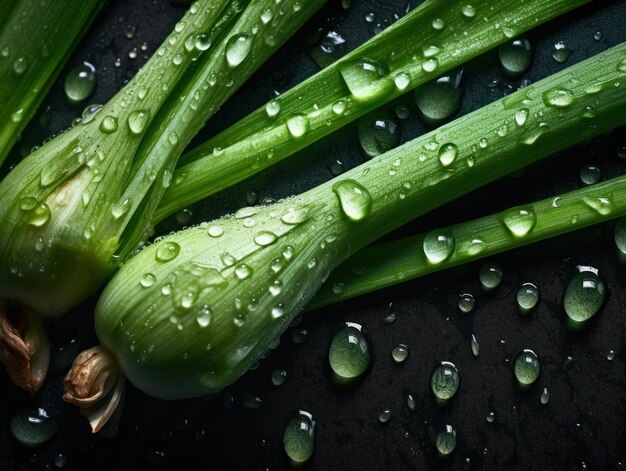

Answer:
[95,44,626,400]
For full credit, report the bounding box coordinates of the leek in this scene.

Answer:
[0,0,106,166]
[65,45,626,416]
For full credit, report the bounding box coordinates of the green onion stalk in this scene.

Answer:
[153,0,592,222]
[0,0,107,166]
[0,0,327,393]
[309,172,626,310]
[64,44,626,431]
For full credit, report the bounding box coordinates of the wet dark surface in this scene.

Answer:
[1,0,626,469]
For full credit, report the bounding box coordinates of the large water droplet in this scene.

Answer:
[20,197,51,227]
[498,38,532,77]
[357,112,400,158]
[436,425,457,456]
[10,408,59,447]
[328,322,370,380]
[225,34,253,67]
[332,179,372,222]
[563,270,605,323]
[64,62,97,103]
[431,361,460,401]
[415,70,464,125]
[517,282,539,314]
[339,58,393,102]
[423,230,455,264]
[502,207,536,237]
[127,109,150,135]
[514,349,540,387]
[283,411,315,465]
[155,241,181,262]
[542,87,575,108]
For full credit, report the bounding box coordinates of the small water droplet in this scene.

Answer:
[422,58,439,73]
[394,72,411,91]
[486,411,495,423]
[479,262,503,289]
[127,109,150,135]
[542,87,575,108]
[332,179,372,222]
[515,108,529,126]
[436,425,457,456]
[254,231,277,247]
[564,270,605,323]
[329,322,370,380]
[471,334,480,357]
[614,217,626,255]
[378,409,392,423]
[514,349,541,387]
[286,113,310,137]
[551,41,572,64]
[64,62,97,103]
[498,38,532,77]
[579,164,601,185]
[225,34,253,67]
[155,241,181,262]
[140,273,156,287]
[358,112,400,158]
[517,282,539,313]
[423,230,455,264]
[391,344,409,363]
[19,197,51,226]
[272,368,287,386]
[540,387,550,404]
[196,306,212,327]
[457,293,475,313]
[266,99,281,118]
[99,115,119,133]
[438,143,458,167]
[431,361,460,401]
[235,264,253,280]
[332,100,347,115]
[502,207,536,237]
[431,18,445,30]
[283,411,315,465]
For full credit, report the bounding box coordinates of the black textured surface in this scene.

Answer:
[1,0,626,469]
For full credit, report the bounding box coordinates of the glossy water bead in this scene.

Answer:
[430,361,460,401]
[283,410,316,465]
[514,349,541,387]
[479,262,503,290]
[435,425,457,456]
[563,269,606,323]
[328,322,370,380]
[516,283,539,314]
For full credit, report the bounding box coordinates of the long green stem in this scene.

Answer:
[308,173,626,310]
[0,0,106,166]
[153,0,591,222]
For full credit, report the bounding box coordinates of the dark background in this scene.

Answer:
[1,0,626,469]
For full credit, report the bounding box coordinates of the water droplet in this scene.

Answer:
[618,58,626,73]
[207,225,224,238]
[339,58,393,102]
[579,164,601,185]
[461,4,476,18]
[54,452,68,468]
[64,62,97,103]
[415,70,464,125]
[140,273,156,287]
[392,344,409,363]
[99,115,118,133]
[332,179,372,222]
[81,103,103,124]
[358,112,400,158]
[583,195,614,215]
[254,231,277,247]
[471,334,480,357]
[291,327,308,345]
[196,306,212,327]
[329,322,370,380]
[382,310,397,325]
[614,217,626,255]
[436,425,457,456]
[502,207,536,237]
[540,387,550,404]
[281,207,307,225]
[155,241,181,262]
[10,408,59,447]
[607,350,615,361]
[394,72,411,90]
[261,9,273,24]
[127,109,150,135]
[266,99,281,118]
[486,411,495,423]
[378,409,392,423]
[286,113,310,137]
[431,18,445,30]
[514,349,541,387]
[332,100,347,115]
[272,369,287,386]
[168,132,179,145]
[563,270,605,323]
[225,34,253,67]
[13,57,27,74]
[438,143,458,167]
[515,108,529,126]
[458,293,475,313]
[283,411,315,465]
[551,41,572,64]
[498,38,532,77]
[423,230,455,264]
[235,264,253,280]
[479,262,503,289]
[20,197,51,227]
[517,283,539,313]
[542,87,575,108]
[422,58,439,73]
[431,361,460,401]
[111,199,130,220]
